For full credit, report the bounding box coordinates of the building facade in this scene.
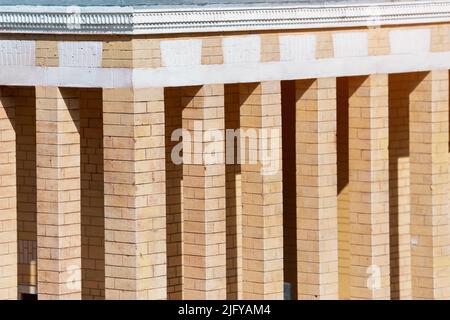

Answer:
[1,0,450,300]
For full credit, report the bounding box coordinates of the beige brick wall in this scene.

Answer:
[103,88,167,300]
[36,87,82,300]
[431,24,450,52]
[388,73,413,300]
[14,87,37,290]
[409,70,450,299]
[261,33,280,63]
[281,81,298,300]
[296,78,339,299]
[0,22,447,71]
[13,87,106,299]
[316,31,334,59]
[5,21,450,301]
[102,39,133,68]
[181,85,227,300]
[202,36,223,65]
[132,38,162,69]
[36,40,59,67]
[80,89,105,300]
[336,77,350,300]
[240,81,284,299]
[0,87,18,300]
[368,27,390,56]
[164,87,184,299]
[348,74,391,300]
[224,84,243,300]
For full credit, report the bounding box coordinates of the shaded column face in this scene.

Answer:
[15,87,37,297]
[295,78,339,300]
[0,87,18,300]
[239,81,284,300]
[181,84,227,300]
[164,87,184,300]
[409,71,450,299]
[388,74,412,300]
[36,87,82,300]
[281,80,297,300]
[103,88,167,300]
[79,88,105,300]
[336,77,350,300]
[348,75,391,300]
[225,83,243,300]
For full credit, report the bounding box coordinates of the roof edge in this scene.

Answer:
[0,1,448,35]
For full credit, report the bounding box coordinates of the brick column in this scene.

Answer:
[181,85,226,300]
[240,81,284,299]
[164,87,184,299]
[296,78,339,299]
[348,75,390,300]
[103,88,166,300]
[36,87,81,299]
[388,74,413,299]
[0,88,17,300]
[225,84,243,299]
[410,70,450,299]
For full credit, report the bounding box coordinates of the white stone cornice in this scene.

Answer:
[0,1,449,35]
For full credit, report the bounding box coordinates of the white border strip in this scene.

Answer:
[132,52,450,87]
[0,51,449,88]
[0,66,131,88]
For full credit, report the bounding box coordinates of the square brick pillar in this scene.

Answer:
[410,71,450,299]
[0,88,17,300]
[240,82,284,300]
[348,75,390,300]
[36,87,81,299]
[296,78,339,299]
[103,88,167,300]
[181,85,227,300]
[164,87,184,299]
[225,84,243,299]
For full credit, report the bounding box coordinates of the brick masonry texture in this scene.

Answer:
[36,87,82,300]
[0,22,445,69]
[388,73,413,299]
[80,89,105,300]
[181,85,227,300]
[164,87,184,299]
[15,87,37,290]
[336,77,350,299]
[348,75,391,300]
[409,71,450,299]
[4,20,450,301]
[2,72,450,300]
[296,78,339,299]
[103,88,167,300]
[240,81,284,300]
[0,87,18,300]
[225,84,243,300]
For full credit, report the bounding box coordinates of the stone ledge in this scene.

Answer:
[0,1,449,34]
